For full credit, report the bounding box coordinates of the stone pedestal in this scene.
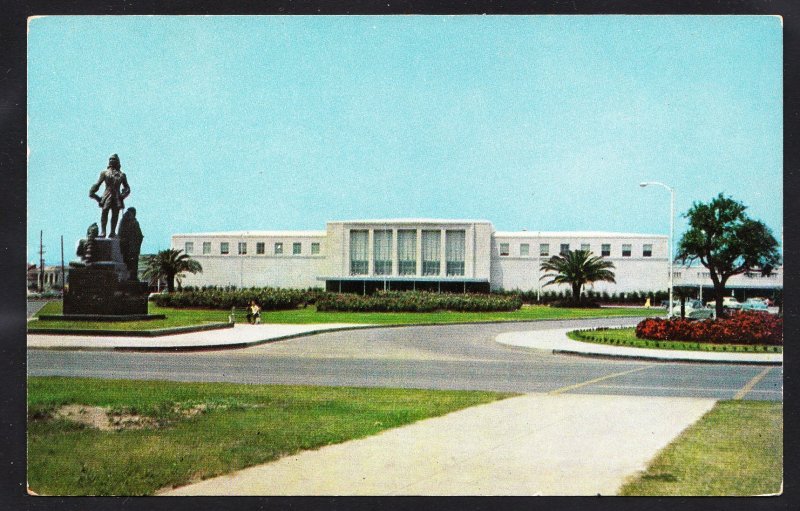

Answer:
[63,237,150,317]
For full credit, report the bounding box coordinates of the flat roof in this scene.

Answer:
[494,231,668,238]
[328,218,493,225]
[173,231,327,237]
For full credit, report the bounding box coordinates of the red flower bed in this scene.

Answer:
[636,311,782,345]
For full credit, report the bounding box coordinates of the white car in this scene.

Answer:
[706,297,741,310]
[672,300,714,320]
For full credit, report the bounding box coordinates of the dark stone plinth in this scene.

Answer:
[38,314,166,322]
[64,267,150,316]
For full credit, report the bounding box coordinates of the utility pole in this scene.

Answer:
[61,235,65,292]
[39,230,46,292]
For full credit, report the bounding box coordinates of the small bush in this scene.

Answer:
[549,299,601,308]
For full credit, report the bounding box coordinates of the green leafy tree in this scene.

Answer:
[142,249,202,293]
[540,249,616,305]
[676,194,780,318]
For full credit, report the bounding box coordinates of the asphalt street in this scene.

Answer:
[27,318,782,400]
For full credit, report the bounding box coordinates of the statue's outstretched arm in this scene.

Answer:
[89,172,104,202]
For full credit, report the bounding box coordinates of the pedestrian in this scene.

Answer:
[247,301,261,325]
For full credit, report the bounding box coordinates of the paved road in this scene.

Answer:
[28,318,782,401]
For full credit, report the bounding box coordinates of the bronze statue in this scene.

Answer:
[76,223,100,264]
[118,207,144,280]
[89,153,131,238]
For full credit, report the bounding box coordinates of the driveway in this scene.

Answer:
[28,318,782,401]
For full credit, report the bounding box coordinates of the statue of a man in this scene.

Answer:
[89,153,131,238]
[118,207,144,280]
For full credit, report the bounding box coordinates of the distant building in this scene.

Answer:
[26,264,67,291]
[172,219,676,295]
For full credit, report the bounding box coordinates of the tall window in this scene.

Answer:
[256,242,265,255]
[293,242,302,255]
[643,244,653,257]
[311,242,320,255]
[520,243,529,256]
[601,244,611,257]
[274,242,283,255]
[373,230,393,275]
[184,242,194,254]
[220,242,229,255]
[202,242,211,255]
[446,230,466,276]
[622,244,632,257]
[398,230,417,275]
[540,244,549,257]
[238,242,247,255]
[350,230,368,275]
[422,230,441,276]
[560,243,570,256]
[499,243,510,256]
[580,243,590,252]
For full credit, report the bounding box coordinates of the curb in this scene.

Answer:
[552,349,783,366]
[27,322,233,337]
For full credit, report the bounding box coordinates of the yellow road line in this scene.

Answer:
[733,367,773,400]
[548,364,656,395]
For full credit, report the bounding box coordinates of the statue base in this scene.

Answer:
[39,313,166,322]
[64,237,149,317]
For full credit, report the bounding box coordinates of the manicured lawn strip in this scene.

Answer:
[619,401,782,496]
[28,377,515,496]
[568,328,782,353]
[29,300,663,332]
[28,301,229,331]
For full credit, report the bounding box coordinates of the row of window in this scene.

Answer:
[184,241,321,256]
[350,229,466,277]
[498,242,654,258]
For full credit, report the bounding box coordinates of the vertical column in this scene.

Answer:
[439,229,446,277]
[392,228,399,276]
[367,229,374,275]
[415,229,422,276]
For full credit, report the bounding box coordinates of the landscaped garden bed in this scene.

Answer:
[636,311,782,345]
[569,311,783,353]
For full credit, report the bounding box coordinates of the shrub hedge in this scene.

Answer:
[316,291,522,313]
[494,289,670,305]
[150,287,323,311]
[636,311,782,345]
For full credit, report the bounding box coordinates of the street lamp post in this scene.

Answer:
[640,182,674,318]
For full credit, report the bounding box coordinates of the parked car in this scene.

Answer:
[672,300,714,320]
[706,296,741,310]
[741,298,770,312]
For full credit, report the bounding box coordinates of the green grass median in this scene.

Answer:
[27,377,515,496]
[28,301,662,332]
[568,328,782,354]
[619,401,782,496]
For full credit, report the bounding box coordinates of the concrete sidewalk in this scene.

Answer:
[161,393,716,496]
[497,328,783,365]
[26,323,375,350]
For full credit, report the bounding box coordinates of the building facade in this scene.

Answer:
[172,219,674,294]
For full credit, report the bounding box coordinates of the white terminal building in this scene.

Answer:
[171,219,782,297]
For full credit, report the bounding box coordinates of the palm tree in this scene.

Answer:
[540,249,616,304]
[142,249,202,293]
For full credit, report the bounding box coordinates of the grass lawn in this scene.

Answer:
[27,377,515,496]
[29,300,662,331]
[568,327,782,354]
[619,401,783,496]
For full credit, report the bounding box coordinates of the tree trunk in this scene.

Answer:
[573,284,582,304]
[713,281,726,319]
[680,296,686,318]
[167,272,176,293]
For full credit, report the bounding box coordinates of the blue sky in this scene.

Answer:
[27,15,782,264]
